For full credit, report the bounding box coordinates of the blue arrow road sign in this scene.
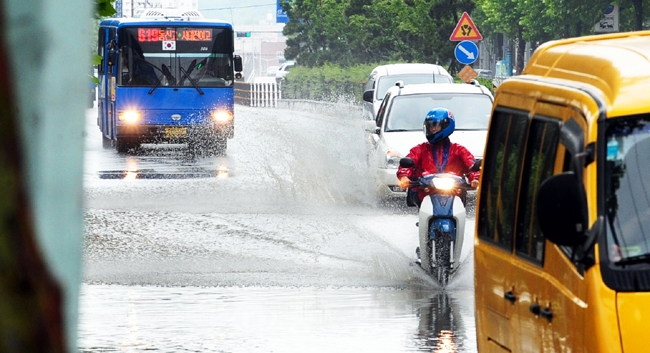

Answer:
[455,40,479,65]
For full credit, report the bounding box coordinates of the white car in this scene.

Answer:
[364,81,493,197]
[362,63,453,121]
[275,61,296,79]
[266,65,280,77]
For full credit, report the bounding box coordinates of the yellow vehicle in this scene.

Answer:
[474,31,650,352]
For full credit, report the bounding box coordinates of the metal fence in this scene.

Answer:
[234,80,281,108]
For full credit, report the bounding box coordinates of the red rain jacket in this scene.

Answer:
[396,137,480,204]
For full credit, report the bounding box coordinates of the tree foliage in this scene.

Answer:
[95,0,117,18]
[282,0,476,72]
[282,0,650,71]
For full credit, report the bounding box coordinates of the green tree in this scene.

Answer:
[282,0,354,66]
[477,0,525,73]
[619,0,648,31]
[537,0,611,38]
[480,0,613,74]
[384,0,477,73]
[282,0,478,71]
[95,0,116,17]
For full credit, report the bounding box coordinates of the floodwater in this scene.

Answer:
[79,104,479,352]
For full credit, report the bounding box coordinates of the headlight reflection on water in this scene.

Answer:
[434,330,457,352]
[216,165,229,178]
[124,157,139,180]
[124,171,138,180]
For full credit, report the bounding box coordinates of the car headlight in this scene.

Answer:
[384,150,402,169]
[432,177,455,190]
[118,110,142,123]
[211,110,233,123]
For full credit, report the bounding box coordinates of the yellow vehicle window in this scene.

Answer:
[605,114,650,264]
[477,108,529,250]
[515,117,561,264]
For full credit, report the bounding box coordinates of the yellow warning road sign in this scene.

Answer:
[450,12,483,41]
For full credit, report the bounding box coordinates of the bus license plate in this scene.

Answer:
[165,127,187,139]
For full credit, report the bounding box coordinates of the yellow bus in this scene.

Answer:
[474,31,650,352]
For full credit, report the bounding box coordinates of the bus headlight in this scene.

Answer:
[118,110,142,123]
[211,110,233,123]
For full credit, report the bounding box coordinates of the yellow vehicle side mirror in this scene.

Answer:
[537,172,588,246]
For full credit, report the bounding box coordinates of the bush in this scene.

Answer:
[280,63,375,104]
[280,63,495,104]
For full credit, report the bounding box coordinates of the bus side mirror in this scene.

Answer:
[536,172,588,246]
[107,48,117,67]
[234,55,243,72]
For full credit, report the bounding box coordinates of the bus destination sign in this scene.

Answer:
[137,28,213,42]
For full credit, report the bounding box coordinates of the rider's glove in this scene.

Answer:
[471,180,479,189]
[399,177,410,189]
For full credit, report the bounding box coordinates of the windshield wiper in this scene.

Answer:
[179,59,197,86]
[615,253,650,266]
[180,65,204,95]
[148,74,165,94]
[148,64,175,94]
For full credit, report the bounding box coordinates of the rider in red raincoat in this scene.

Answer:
[396,107,480,207]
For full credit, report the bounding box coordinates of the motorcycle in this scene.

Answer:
[400,157,481,286]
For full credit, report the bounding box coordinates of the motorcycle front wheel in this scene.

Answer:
[428,234,451,286]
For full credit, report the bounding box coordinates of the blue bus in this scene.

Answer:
[96,13,243,154]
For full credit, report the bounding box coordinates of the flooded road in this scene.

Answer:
[79,105,479,352]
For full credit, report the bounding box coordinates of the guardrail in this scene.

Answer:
[234,80,281,108]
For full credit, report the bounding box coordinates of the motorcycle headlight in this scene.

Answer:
[211,110,233,123]
[118,110,142,123]
[432,177,455,190]
[384,150,402,169]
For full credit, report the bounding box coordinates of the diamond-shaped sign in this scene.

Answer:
[450,12,483,41]
[458,65,478,83]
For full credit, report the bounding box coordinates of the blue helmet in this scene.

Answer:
[423,108,455,144]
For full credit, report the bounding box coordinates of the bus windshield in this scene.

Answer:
[118,26,234,88]
[605,115,650,265]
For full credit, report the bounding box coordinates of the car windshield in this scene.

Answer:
[384,93,492,132]
[376,74,452,100]
[604,115,650,264]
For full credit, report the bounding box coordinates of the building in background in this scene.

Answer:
[116,0,198,18]
[232,13,287,81]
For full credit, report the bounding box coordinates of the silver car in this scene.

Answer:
[364,81,493,197]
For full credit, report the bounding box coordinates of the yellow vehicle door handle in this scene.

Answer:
[540,307,554,322]
[504,291,516,303]
[529,303,541,315]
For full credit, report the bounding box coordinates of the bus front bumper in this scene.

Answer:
[116,122,234,142]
